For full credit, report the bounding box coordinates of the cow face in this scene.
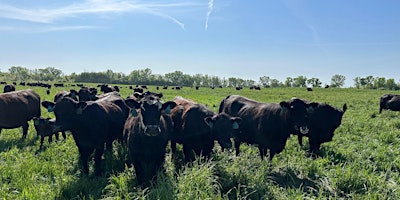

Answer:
[78,88,97,101]
[280,98,318,134]
[205,113,242,149]
[125,95,176,136]
[42,97,84,132]
[33,117,54,136]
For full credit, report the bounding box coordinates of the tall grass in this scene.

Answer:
[0,85,400,199]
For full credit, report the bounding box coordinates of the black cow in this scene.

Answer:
[123,94,176,186]
[100,84,115,93]
[294,102,347,153]
[42,93,128,175]
[379,94,400,113]
[307,87,313,91]
[170,97,241,162]
[53,90,78,102]
[219,95,317,160]
[54,83,64,87]
[33,117,66,149]
[3,84,16,93]
[77,87,98,102]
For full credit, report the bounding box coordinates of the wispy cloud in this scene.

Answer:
[205,0,214,31]
[0,0,198,32]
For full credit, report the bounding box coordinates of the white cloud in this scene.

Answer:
[0,0,199,31]
[205,0,214,31]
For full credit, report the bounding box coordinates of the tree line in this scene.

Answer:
[0,66,399,90]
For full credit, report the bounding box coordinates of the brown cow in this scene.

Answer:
[170,96,242,162]
[0,89,41,138]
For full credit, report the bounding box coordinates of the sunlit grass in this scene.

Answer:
[0,85,400,199]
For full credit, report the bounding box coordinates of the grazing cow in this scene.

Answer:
[170,97,241,162]
[0,89,41,138]
[3,84,16,93]
[219,95,317,160]
[19,82,26,86]
[32,117,66,149]
[42,93,129,175]
[133,87,144,94]
[235,86,242,91]
[294,102,347,153]
[307,87,313,91]
[46,89,50,95]
[54,83,64,87]
[0,81,6,84]
[379,94,400,113]
[123,94,176,186]
[195,86,200,90]
[162,85,168,90]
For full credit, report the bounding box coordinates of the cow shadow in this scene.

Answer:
[267,167,319,196]
[0,134,37,153]
[56,142,128,199]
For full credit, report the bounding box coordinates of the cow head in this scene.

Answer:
[280,98,318,135]
[32,117,54,136]
[204,113,242,149]
[125,95,176,136]
[42,97,86,132]
[78,87,98,101]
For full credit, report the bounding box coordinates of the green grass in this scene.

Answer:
[1,85,400,199]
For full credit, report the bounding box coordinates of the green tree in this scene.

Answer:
[330,74,346,88]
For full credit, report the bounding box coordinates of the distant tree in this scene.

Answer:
[285,77,293,87]
[373,77,386,89]
[353,77,361,88]
[8,66,31,81]
[330,74,346,88]
[270,79,282,87]
[386,78,398,90]
[293,76,307,87]
[259,76,271,87]
[307,78,322,87]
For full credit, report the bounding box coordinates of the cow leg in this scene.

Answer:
[269,149,276,161]
[54,132,60,141]
[61,131,67,140]
[297,134,303,146]
[22,122,29,139]
[134,162,145,185]
[258,147,268,160]
[79,147,91,175]
[48,135,53,144]
[40,136,45,149]
[94,148,104,176]
[309,138,320,154]
[183,145,193,162]
[234,140,241,156]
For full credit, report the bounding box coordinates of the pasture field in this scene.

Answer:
[1,84,400,199]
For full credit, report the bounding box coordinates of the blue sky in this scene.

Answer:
[1,0,399,86]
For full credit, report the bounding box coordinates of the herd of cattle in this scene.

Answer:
[1,83,399,186]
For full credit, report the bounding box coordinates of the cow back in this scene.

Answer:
[0,89,40,128]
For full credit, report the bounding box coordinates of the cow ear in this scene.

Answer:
[230,117,242,129]
[125,99,141,109]
[70,89,78,99]
[131,109,138,117]
[42,101,55,112]
[204,117,214,128]
[162,102,177,114]
[33,117,40,125]
[307,102,319,113]
[76,102,87,115]
[279,101,290,113]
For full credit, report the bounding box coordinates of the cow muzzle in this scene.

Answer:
[144,125,161,136]
[299,126,309,134]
